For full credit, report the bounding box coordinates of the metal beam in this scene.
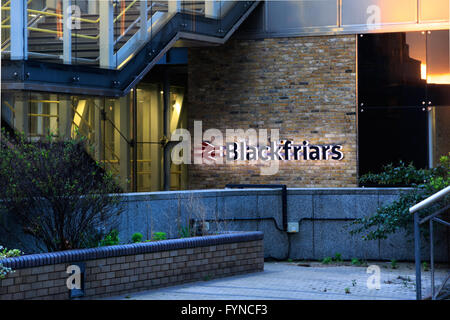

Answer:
[3,1,261,97]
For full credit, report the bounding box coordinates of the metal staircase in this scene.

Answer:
[1,0,260,96]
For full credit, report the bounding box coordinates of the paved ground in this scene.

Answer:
[109,261,449,300]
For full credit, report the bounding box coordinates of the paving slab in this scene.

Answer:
[107,261,449,300]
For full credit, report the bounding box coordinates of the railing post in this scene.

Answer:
[99,0,114,69]
[63,0,72,64]
[139,0,148,41]
[205,0,221,19]
[414,211,422,300]
[10,0,27,60]
[168,0,181,14]
[430,219,435,300]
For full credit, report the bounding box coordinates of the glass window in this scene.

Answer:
[1,80,187,193]
[358,107,429,177]
[433,106,450,165]
[358,32,427,108]
[426,30,450,106]
[136,84,163,192]
[358,30,450,179]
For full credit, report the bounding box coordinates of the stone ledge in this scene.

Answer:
[1,231,263,269]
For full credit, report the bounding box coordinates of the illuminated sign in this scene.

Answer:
[222,140,344,162]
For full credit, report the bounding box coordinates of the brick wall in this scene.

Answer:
[0,232,264,300]
[186,34,357,189]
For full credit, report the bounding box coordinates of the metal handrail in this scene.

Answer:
[114,2,159,45]
[27,26,98,40]
[113,0,138,23]
[1,7,100,24]
[3,101,15,114]
[411,185,450,300]
[409,185,450,214]
[28,113,58,118]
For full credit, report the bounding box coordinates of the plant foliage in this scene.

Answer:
[0,130,123,252]
[350,156,450,240]
[0,246,21,279]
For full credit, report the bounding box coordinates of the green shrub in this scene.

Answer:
[334,253,343,262]
[359,161,431,186]
[351,258,362,266]
[152,232,167,241]
[350,155,449,240]
[99,229,120,247]
[178,226,194,239]
[0,130,123,252]
[0,246,22,279]
[390,259,398,269]
[322,257,332,264]
[131,232,143,243]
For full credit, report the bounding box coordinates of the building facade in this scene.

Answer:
[1,0,449,191]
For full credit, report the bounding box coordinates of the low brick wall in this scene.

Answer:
[0,231,264,300]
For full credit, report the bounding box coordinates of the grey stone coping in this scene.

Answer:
[0,231,263,270]
[119,187,412,201]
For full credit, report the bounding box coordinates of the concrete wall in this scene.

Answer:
[186,34,357,189]
[2,188,448,262]
[116,188,449,262]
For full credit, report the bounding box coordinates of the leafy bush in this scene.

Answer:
[350,155,449,240]
[321,257,332,264]
[351,258,362,266]
[360,161,433,186]
[98,229,120,247]
[0,246,21,279]
[131,232,143,243]
[334,253,343,262]
[178,226,194,239]
[0,130,123,252]
[152,232,167,241]
[390,259,398,269]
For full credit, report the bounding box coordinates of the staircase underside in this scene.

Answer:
[1,1,259,97]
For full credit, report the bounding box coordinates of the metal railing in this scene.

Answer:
[410,185,450,300]
[1,0,236,68]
